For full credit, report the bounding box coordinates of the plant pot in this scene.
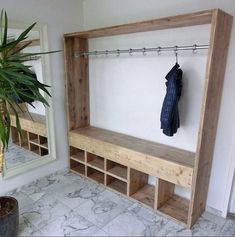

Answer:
[0,197,19,237]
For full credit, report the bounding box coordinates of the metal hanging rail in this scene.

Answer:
[74,44,209,58]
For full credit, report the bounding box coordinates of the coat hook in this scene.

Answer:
[142,48,147,56]
[157,47,161,55]
[193,44,197,54]
[174,46,178,64]
[129,48,133,56]
[105,50,109,56]
[117,49,120,57]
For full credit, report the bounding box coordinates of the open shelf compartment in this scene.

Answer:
[156,178,190,224]
[87,167,104,184]
[29,132,39,145]
[39,136,48,148]
[106,175,127,195]
[29,143,40,155]
[70,159,85,175]
[158,194,189,225]
[40,147,49,156]
[86,152,104,171]
[70,146,85,163]
[129,168,155,208]
[106,160,127,182]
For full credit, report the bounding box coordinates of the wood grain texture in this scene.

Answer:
[64,10,213,38]
[131,184,155,208]
[10,113,47,136]
[64,37,90,131]
[188,9,233,228]
[69,126,194,187]
[155,179,175,209]
[128,168,148,196]
[159,195,189,225]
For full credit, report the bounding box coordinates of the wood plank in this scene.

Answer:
[155,179,175,209]
[64,10,213,38]
[64,37,90,131]
[131,184,155,208]
[188,9,233,228]
[159,195,189,224]
[69,126,194,188]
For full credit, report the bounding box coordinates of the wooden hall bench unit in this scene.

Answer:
[64,9,233,227]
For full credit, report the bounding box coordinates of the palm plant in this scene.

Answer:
[0,10,56,174]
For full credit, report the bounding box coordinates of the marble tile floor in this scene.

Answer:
[3,170,235,236]
[5,142,40,169]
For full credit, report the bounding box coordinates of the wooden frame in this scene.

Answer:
[64,9,233,228]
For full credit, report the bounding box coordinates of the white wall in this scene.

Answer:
[0,0,84,193]
[83,0,235,213]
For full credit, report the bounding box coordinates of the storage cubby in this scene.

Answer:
[29,143,40,155]
[70,146,85,163]
[70,159,85,175]
[40,147,49,156]
[10,113,49,157]
[106,175,127,195]
[106,160,127,182]
[28,132,39,144]
[129,169,155,208]
[39,136,48,148]
[155,179,189,224]
[87,167,104,184]
[86,153,104,171]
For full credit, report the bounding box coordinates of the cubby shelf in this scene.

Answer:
[10,113,49,157]
[106,161,127,182]
[158,195,189,224]
[69,143,189,225]
[131,184,155,208]
[107,177,127,195]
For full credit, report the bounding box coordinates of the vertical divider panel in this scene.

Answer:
[104,158,108,185]
[128,168,148,196]
[155,179,175,209]
[84,151,88,177]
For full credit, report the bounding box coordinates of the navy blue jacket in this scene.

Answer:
[160,63,183,136]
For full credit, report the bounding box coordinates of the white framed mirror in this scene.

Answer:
[0,20,57,179]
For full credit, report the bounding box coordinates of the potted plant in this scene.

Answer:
[0,10,56,237]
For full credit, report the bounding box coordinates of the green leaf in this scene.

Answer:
[2,11,8,46]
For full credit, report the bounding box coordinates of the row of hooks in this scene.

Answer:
[74,44,209,59]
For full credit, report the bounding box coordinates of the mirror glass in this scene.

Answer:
[2,22,56,178]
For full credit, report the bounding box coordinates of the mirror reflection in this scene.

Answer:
[4,27,50,171]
